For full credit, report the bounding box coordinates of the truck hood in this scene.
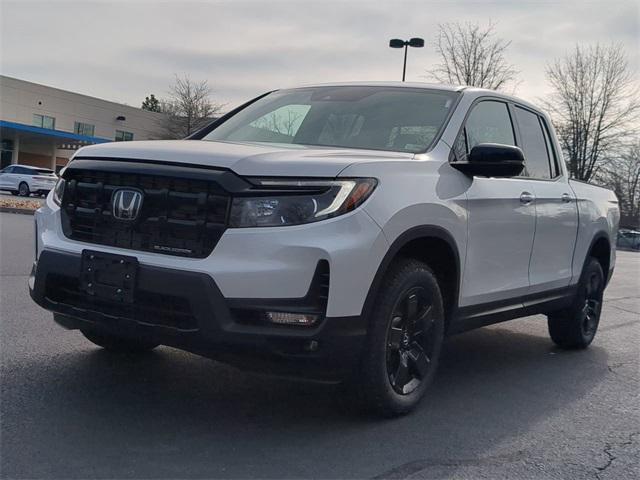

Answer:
[74,140,415,177]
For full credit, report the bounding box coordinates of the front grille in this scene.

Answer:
[60,160,231,258]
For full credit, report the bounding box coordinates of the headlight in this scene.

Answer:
[52,177,66,206]
[229,178,377,227]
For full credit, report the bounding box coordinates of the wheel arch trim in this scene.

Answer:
[585,231,613,284]
[360,225,461,329]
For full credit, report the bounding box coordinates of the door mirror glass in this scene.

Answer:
[452,143,525,177]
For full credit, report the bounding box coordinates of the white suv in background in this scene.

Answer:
[0,164,57,197]
[30,83,619,416]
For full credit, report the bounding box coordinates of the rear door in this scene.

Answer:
[455,100,537,307]
[512,106,578,293]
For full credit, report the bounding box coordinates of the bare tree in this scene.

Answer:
[427,21,519,91]
[596,140,640,226]
[543,43,639,182]
[253,110,304,137]
[160,75,224,139]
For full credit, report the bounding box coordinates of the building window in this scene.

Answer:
[74,121,95,137]
[33,114,55,130]
[115,130,134,142]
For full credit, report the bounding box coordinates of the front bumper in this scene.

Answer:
[30,249,367,380]
[35,196,388,318]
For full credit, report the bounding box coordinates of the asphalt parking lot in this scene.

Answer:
[1,211,638,479]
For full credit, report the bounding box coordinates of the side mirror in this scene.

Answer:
[452,143,525,177]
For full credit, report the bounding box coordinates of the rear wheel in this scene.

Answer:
[355,258,445,417]
[81,330,159,353]
[18,182,30,197]
[547,257,604,349]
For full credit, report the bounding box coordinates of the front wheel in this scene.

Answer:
[81,330,159,353]
[547,257,604,349]
[355,258,445,417]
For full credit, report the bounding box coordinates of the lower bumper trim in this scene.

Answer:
[30,248,366,380]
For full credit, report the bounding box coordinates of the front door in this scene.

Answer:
[454,100,537,307]
[0,165,15,190]
[462,177,537,306]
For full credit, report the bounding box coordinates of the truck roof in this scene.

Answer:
[293,81,467,92]
[284,81,544,114]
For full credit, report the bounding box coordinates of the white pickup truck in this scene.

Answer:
[30,83,619,416]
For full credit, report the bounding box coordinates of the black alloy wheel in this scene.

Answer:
[355,258,445,417]
[386,286,437,395]
[548,257,604,349]
[580,269,603,338]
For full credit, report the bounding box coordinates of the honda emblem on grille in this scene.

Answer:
[112,189,143,221]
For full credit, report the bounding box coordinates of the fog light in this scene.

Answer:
[266,312,320,326]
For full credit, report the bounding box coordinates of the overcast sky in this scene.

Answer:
[1,0,638,111]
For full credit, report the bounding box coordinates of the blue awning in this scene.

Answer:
[0,120,111,144]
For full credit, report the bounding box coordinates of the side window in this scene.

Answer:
[115,130,134,142]
[74,121,95,137]
[453,128,468,161]
[1,166,14,174]
[454,101,515,161]
[540,118,561,177]
[514,106,552,179]
[33,114,56,130]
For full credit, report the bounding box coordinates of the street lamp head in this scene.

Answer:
[389,37,425,82]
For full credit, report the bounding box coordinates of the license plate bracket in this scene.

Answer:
[80,250,138,304]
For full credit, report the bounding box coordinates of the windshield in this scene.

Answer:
[202,86,458,154]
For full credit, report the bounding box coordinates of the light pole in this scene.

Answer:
[389,37,424,81]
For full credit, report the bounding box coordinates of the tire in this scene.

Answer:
[547,257,604,349]
[18,182,30,197]
[10,190,19,196]
[355,258,445,417]
[81,330,159,353]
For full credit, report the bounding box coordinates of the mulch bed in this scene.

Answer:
[0,197,42,214]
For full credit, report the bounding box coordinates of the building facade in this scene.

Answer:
[0,75,165,171]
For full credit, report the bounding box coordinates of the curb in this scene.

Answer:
[0,207,37,215]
